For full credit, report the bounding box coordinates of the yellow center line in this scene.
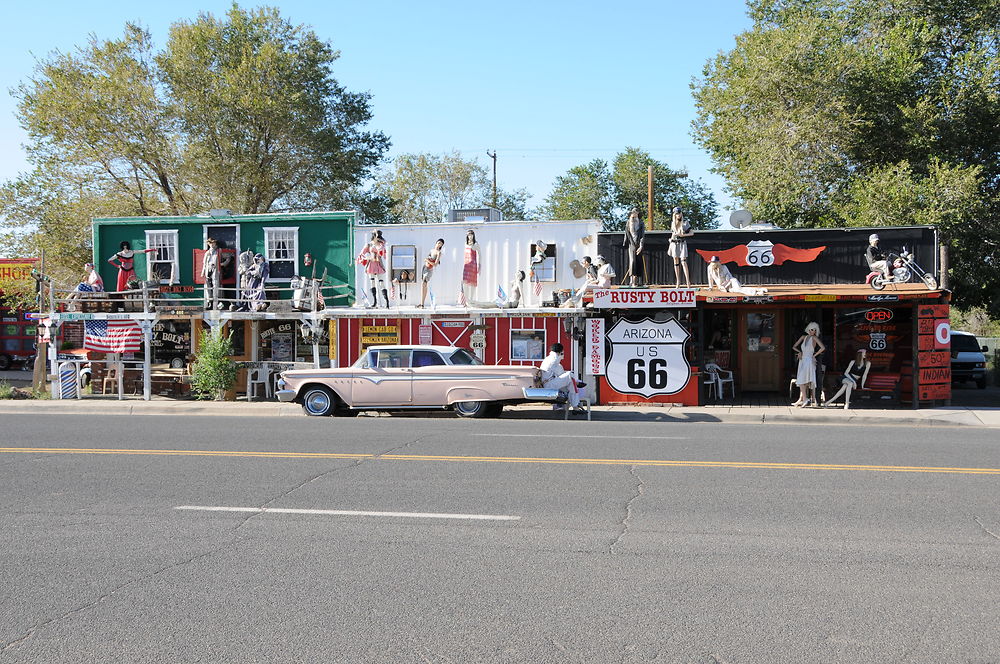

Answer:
[1,446,998,476]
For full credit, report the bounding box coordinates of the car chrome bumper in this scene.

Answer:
[522,387,563,401]
[275,389,297,403]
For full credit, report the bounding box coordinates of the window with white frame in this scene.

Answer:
[263,227,299,280]
[145,230,179,284]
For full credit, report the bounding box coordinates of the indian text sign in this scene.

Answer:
[592,288,696,309]
[605,318,690,398]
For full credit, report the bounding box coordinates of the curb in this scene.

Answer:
[0,400,992,427]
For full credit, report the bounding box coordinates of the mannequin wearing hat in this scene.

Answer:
[622,208,646,287]
[668,207,693,287]
[706,256,768,296]
[865,233,890,278]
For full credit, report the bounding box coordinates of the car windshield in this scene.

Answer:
[449,348,484,365]
[951,335,982,353]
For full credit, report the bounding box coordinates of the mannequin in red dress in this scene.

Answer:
[107,241,155,292]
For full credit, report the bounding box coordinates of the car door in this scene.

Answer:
[410,349,450,406]
[350,349,413,406]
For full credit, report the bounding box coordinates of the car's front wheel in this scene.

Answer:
[301,386,337,416]
[454,400,491,418]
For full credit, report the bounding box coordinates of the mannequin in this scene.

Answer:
[462,230,480,306]
[865,233,890,278]
[233,248,256,311]
[791,321,826,407]
[595,255,615,287]
[539,342,587,413]
[67,262,104,308]
[108,241,155,292]
[823,349,871,409]
[201,238,224,309]
[706,256,768,295]
[247,253,269,311]
[503,270,525,308]
[622,208,646,287]
[357,230,388,308]
[565,256,597,307]
[668,207,693,287]
[418,238,444,308]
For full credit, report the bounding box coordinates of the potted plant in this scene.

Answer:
[190,328,238,401]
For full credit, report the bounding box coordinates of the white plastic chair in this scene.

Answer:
[248,366,272,401]
[703,369,718,399]
[705,362,735,399]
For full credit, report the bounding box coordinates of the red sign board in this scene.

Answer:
[919,367,951,384]
[918,350,950,368]
[919,383,950,401]
[918,304,949,318]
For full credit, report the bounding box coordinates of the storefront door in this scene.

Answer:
[741,310,782,391]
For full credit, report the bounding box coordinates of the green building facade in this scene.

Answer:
[92,210,356,302]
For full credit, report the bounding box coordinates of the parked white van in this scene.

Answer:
[951,330,989,389]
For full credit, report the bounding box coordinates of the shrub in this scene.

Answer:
[190,329,238,400]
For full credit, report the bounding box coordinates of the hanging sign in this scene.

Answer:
[605,317,690,397]
[586,318,606,375]
[864,308,894,323]
[470,332,487,350]
[592,288,696,309]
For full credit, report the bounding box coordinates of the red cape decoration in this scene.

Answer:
[696,244,825,266]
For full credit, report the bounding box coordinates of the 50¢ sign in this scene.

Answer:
[605,317,690,397]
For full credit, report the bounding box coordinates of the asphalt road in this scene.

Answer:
[1,414,998,663]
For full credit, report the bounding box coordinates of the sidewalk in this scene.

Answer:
[1,397,998,428]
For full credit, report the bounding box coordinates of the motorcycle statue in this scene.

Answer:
[866,247,938,291]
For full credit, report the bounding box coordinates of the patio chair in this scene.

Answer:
[705,362,735,399]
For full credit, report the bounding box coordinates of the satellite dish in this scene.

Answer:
[730,209,753,228]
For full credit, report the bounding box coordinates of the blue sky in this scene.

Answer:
[0,0,753,223]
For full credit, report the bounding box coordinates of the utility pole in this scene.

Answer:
[647,165,654,230]
[486,149,497,209]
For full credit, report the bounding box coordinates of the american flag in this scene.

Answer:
[458,289,467,306]
[84,319,143,353]
[358,289,370,307]
[530,269,543,297]
[495,284,507,307]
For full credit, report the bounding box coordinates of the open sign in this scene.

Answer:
[864,308,894,323]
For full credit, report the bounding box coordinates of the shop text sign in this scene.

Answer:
[361,325,399,346]
[605,317,690,397]
[586,318,605,375]
[592,288,696,309]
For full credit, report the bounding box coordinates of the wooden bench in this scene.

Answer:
[858,372,901,402]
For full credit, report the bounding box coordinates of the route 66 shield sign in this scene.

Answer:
[605,317,691,397]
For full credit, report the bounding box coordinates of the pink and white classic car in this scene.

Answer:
[276,345,562,418]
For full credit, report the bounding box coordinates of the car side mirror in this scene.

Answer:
[983,345,989,352]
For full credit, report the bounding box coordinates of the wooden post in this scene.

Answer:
[939,244,948,290]
[647,165,654,231]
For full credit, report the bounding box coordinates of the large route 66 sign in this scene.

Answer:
[605,317,691,397]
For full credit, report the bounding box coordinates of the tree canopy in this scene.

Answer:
[1,4,389,280]
[542,147,719,231]
[692,0,1000,310]
[375,151,533,223]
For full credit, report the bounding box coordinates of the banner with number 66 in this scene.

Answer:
[605,317,691,398]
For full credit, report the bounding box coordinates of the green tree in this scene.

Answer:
[190,329,238,400]
[692,0,1000,310]
[543,148,719,231]
[1,4,389,278]
[543,159,616,224]
[376,151,534,223]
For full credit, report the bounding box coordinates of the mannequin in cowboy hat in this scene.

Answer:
[706,255,768,296]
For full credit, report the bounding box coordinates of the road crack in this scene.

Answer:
[609,465,644,554]
[3,434,433,653]
[973,516,1000,541]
